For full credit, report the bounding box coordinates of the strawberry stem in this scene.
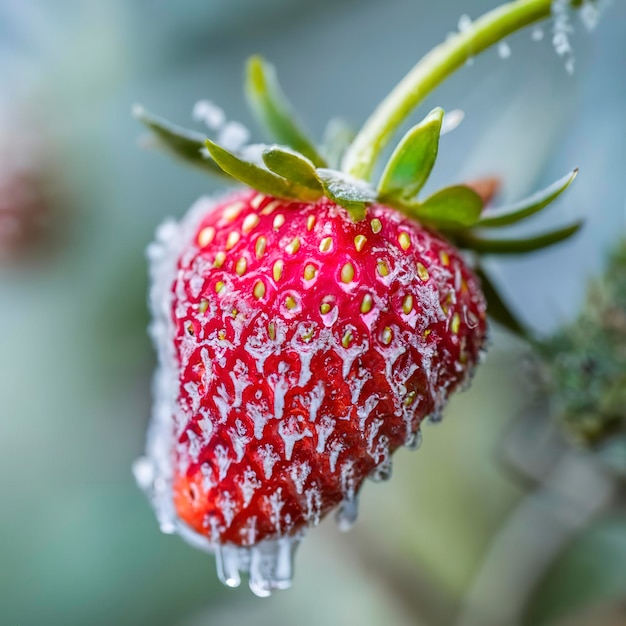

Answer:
[343,0,583,180]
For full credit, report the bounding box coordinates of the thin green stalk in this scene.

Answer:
[343,0,572,180]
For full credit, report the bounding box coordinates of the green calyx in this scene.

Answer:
[135,0,590,340]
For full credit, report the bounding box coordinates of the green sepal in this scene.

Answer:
[321,118,355,170]
[316,169,377,222]
[459,221,583,254]
[475,265,529,340]
[377,107,444,200]
[245,56,326,167]
[402,185,483,227]
[477,169,578,228]
[204,139,321,202]
[262,146,324,194]
[133,105,232,178]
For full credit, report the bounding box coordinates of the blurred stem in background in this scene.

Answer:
[458,236,626,626]
[457,449,615,626]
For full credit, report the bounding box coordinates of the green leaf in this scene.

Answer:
[377,107,444,199]
[406,185,483,227]
[321,118,355,170]
[204,139,322,202]
[262,146,323,193]
[316,169,377,222]
[245,56,326,167]
[475,266,529,340]
[133,105,231,178]
[459,221,583,254]
[477,169,578,228]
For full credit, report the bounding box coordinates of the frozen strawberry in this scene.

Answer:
[134,0,584,596]
[172,191,486,541]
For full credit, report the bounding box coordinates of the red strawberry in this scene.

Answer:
[143,189,486,593]
[135,0,584,597]
[185,191,483,529]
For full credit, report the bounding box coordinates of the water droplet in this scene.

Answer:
[369,459,393,482]
[458,14,472,33]
[159,520,176,535]
[580,2,601,31]
[336,495,359,532]
[428,409,443,424]
[406,428,423,451]
[531,27,544,41]
[132,456,154,491]
[440,110,465,136]
[215,544,242,588]
[248,537,300,597]
[498,41,512,59]
[478,344,489,365]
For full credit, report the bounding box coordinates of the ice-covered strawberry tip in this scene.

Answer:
[135,0,590,597]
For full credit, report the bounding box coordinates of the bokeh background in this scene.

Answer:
[1,1,625,625]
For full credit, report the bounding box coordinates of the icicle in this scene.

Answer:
[406,428,423,451]
[369,459,393,482]
[428,409,444,424]
[215,544,242,588]
[335,494,359,532]
[248,537,300,597]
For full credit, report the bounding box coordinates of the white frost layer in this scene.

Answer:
[136,194,224,554]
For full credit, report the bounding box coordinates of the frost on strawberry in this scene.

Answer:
[134,0,587,597]
[174,192,485,541]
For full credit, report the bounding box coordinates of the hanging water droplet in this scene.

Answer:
[215,544,242,588]
[460,359,480,392]
[428,409,443,424]
[406,428,423,451]
[336,495,359,532]
[248,537,300,597]
[132,456,154,492]
[369,460,393,482]
[159,519,176,535]
[478,344,490,365]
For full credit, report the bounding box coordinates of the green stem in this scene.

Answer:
[343,0,569,180]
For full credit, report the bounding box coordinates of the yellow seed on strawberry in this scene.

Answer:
[255,236,267,259]
[253,280,266,299]
[360,293,373,314]
[273,259,284,281]
[197,226,215,247]
[242,213,260,233]
[341,263,355,283]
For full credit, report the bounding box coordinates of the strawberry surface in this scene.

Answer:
[162,189,487,547]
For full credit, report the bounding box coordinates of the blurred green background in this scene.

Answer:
[0,1,624,625]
